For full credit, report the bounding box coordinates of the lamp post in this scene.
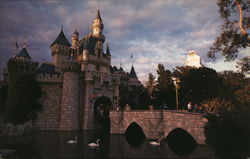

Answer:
[172,77,180,110]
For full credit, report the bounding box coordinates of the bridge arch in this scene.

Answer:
[164,127,195,140]
[165,127,197,156]
[124,122,146,146]
[123,121,147,136]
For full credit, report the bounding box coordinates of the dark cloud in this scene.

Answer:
[0,0,242,81]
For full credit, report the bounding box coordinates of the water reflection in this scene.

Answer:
[165,128,197,156]
[0,131,214,158]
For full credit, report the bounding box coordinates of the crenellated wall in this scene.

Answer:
[36,74,63,83]
[110,110,207,144]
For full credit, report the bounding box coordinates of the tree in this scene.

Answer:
[204,108,250,158]
[236,56,250,74]
[218,71,248,105]
[4,72,42,125]
[173,66,221,106]
[119,84,130,110]
[145,73,156,99]
[0,85,8,114]
[204,71,250,158]
[155,64,175,108]
[208,0,250,73]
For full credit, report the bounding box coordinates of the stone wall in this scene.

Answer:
[33,82,62,130]
[110,110,207,144]
[59,72,79,130]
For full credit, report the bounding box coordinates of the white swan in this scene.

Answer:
[67,136,78,144]
[149,139,161,146]
[88,139,100,147]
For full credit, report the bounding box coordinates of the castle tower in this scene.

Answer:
[59,58,80,130]
[184,50,203,68]
[71,30,79,49]
[91,10,105,56]
[50,28,71,72]
[91,10,104,37]
[128,65,142,87]
[7,44,37,74]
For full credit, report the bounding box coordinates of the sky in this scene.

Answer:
[0,0,248,82]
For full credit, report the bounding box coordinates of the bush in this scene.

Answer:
[204,108,250,158]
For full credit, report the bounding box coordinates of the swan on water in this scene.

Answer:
[149,138,161,146]
[88,139,100,147]
[67,136,78,144]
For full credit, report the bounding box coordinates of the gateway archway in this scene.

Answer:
[93,96,112,130]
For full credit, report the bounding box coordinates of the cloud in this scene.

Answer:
[0,0,247,82]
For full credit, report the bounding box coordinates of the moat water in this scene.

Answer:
[0,130,215,159]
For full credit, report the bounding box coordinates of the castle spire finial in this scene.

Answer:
[23,32,28,48]
[61,24,63,31]
[131,55,134,66]
[96,9,102,21]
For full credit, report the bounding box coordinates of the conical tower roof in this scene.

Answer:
[16,47,31,59]
[96,9,102,21]
[129,66,138,79]
[106,43,111,56]
[50,30,71,47]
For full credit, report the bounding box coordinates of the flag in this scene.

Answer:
[15,42,18,51]
[131,55,133,59]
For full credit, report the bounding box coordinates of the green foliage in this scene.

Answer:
[201,98,235,113]
[173,66,221,105]
[0,85,8,113]
[4,73,42,125]
[119,84,148,110]
[218,71,249,105]
[204,70,250,158]
[204,108,250,158]
[155,64,175,108]
[208,0,249,73]
[145,73,156,98]
[236,56,250,75]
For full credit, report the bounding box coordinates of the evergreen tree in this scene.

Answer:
[145,73,156,105]
[155,64,175,109]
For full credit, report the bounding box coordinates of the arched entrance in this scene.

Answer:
[93,96,112,130]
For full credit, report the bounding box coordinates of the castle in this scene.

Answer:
[3,10,141,130]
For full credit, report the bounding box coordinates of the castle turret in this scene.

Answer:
[50,28,71,72]
[128,65,142,87]
[59,57,80,130]
[7,44,37,74]
[91,10,104,36]
[91,10,105,56]
[71,30,79,49]
[106,43,111,57]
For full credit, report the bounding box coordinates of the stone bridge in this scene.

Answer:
[110,110,207,144]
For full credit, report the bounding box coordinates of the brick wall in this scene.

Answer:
[33,82,62,130]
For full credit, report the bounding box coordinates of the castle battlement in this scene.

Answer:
[36,73,63,83]
[85,71,120,82]
[62,61,81,73]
